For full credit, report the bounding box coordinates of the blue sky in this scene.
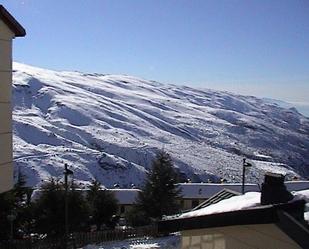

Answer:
[2,0,309,114]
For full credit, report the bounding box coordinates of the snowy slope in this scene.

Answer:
[12,63,309,188]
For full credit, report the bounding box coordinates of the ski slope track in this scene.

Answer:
[12,63,309,188]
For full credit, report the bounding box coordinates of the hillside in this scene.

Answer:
[12,63,309,187]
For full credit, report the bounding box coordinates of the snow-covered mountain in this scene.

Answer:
[12,63,309,188]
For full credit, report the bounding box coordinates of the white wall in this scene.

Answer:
[0,18,14,193]
[181,224,301,249]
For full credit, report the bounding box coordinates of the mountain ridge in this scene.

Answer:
[12,62,309,187]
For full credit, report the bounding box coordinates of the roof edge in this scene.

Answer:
[277,210,309,248]
[0,5,26,37]
[158,200,306,234]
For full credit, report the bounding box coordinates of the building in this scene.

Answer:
[192,188,240,211]
[285,180,309,192]
[0,5,25,193]
[160,200,308,249]
[177,183,260,211]
[177,181,309,211]
[109,188,141,217]
[159,174,309,249]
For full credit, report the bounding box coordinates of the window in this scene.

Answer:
[192,199,199,208]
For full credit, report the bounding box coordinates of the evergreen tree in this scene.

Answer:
[0,171,32,240]
[33,178,65,236]
[34,178,89,236]
[125,207,150,227]
[137,150,181,220]
[0,190,15,239]
[12,171,34,238]
[68,182,90,232]
[86,179,118,230]
[13,170,28,204]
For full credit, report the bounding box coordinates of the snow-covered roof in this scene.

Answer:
[179,189,309,221]
[109,189,141,205]
[293,189,309,223]
[180,192,261,218]
[160,174,309,248]
[177,183,260,199]
[177,181,309,199]
[158,195,309,248]
[192,188,240,211]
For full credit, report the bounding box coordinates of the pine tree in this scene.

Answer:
[137,150,181,220]
[86,179,118,230]
[66,180,89,232]
[33,178,65,236]
[0,171,33,240]
[0,190,15,239]
[33,178,89,236]
[12,171,34,238]
[14,170,28,199]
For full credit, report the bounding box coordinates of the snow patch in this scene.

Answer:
[179,192,261,218]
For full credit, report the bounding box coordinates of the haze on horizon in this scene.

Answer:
[3,0,309,116]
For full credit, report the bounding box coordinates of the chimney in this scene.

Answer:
[260,172,293,205]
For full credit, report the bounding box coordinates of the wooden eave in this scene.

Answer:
[0,5,26,37]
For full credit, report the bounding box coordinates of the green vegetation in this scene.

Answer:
[33,178,90,236]
[0,175,118,240]
[0,150,181,239]
[127,150,181,226]
[86,179,118,229]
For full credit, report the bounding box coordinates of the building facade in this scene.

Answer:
[181,224,302,249]
[177,183,260,211]
[109,189,141,217]
[0,5,25,193]
[177,181,309,211]
[159,174,309,249]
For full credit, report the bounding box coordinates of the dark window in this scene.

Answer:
[192,200,199,208]
[180,200,184,208]
[120,205,125,214]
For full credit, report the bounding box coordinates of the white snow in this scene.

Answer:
[292,189,309,223]
[12,62,309,188]
[179,192,261,218]
[305,211,309,222]
[178,189,309,220]
[293,189,309,202]
[82,235,180,249]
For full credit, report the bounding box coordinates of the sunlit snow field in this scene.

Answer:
[12,63,309,188]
